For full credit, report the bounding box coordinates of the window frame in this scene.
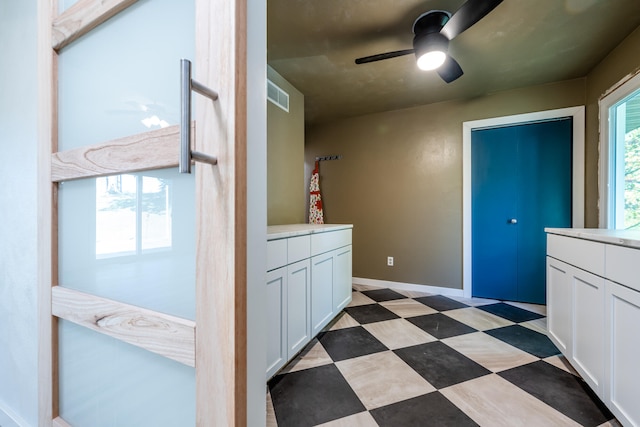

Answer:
[599,71,640,228]
[95,173,174,259]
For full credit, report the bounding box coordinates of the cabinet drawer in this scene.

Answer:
[547,234,605,276]
[311,229,352,256]
[606,245,640,292]
[287,235,310,264]
[267,239,287,271]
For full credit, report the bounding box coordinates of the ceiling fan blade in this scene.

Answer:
[441,0,503,40]
[355,49,415,64]
[437,56,464,83]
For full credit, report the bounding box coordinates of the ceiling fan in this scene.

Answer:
[354,0,503,83]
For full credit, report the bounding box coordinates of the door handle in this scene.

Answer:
[508,218,518,224]
[180,59,219,174]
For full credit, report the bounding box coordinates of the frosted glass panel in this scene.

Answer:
[59,168,195,320]
[58,0,194,150]
[59,320,195,427]
[58,0,79,13]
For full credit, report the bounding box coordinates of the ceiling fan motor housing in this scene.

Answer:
[412,10,452,61]
[412,10,451,35]
[413,31,449,60]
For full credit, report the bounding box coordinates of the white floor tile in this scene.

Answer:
[336,351,435,410]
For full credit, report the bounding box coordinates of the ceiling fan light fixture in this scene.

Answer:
[417,50,446,70]
[354,1,503,83]
[414,32,449,71]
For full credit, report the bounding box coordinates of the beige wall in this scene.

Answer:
[585,26,640,227]
[306,79,586,289]
[267,66,306,225]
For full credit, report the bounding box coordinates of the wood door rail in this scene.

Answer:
[51,124,196,182]
[52,0,139,51]
[52,286,195,367]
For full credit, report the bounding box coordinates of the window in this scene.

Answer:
[599,72,640,229]
[96,174,173,258]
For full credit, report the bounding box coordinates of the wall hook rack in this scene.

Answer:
[315,155,342,162]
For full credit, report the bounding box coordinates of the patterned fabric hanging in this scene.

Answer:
[309,161,324,224]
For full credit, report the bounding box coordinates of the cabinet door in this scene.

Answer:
[547,257,572,356]
[266,267,287,378]
[604,280,640,427]
[311,252,335,335]
[333,246,353,312]
[287,259,311,359]
[572,267,604,397]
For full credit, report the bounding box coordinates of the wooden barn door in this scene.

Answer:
[38,0,247,425]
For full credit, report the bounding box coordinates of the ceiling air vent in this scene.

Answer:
[267,79,289,112]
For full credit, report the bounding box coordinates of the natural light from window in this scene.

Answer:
[608,89,640,229]
[600,72,640,230]
[96,174,172,258]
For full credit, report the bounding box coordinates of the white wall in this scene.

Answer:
[246,0,268,424]
[0,1,39,426]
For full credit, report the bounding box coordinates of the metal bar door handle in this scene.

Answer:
[180,59,219,174]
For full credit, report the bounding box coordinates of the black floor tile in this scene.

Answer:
[485,325,560,358]
[499,361,613,426]
[268,364,365,426]
[407,313,477,339]
[370,392,479,427]
[477,302,544,323]
[344,303,400,324]
[318,326,388,361]
[414,295,470,311]
[394,341,490,389]
[361,288,407,302]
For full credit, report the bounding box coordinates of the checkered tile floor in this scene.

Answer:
[267,285,619,427]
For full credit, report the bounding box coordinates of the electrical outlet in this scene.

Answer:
[387,256,394,266]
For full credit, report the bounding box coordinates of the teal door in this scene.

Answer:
[472,119,572,304]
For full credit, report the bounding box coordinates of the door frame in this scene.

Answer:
[462,106,585,299]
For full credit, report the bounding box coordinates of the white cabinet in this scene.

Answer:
[546,230,640,425]
[265,258,312,378]
[547,256,605,395]
[309,228,353,335]
[546,257,573,356]
[310,244,353,336]
[266,267,287,379]
[311,228,351,256]
[333,245,353,312]
[571,266,605,395]
[547,233,605,276]
[287,259,311,359]
[605,244,640,291]
[266,225,353,378]
[267,239,287,271]
[311,252,335,336]
[604,280,640,427]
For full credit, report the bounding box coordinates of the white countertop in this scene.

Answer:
[267,224,353,240]
[545,228,640,249]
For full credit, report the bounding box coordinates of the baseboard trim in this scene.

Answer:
[0,402,27,427]
[352,277,464,297]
